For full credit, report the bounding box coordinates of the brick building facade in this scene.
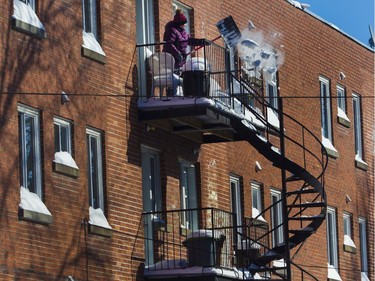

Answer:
[0,0,373,280]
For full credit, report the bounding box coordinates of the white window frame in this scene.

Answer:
[343,212,351,237]
[343,212,356,251]
[337,85,346,114]
[320,76,333,142]
[82,0,98,38]
[141,146,162,214]
[136,0,155,101]
[359,218,368,277]
[326,207,338,268]
[251,181,266,222]
[180,161,198,230]
[18,104,42,198]
[86,128,104,211]
[266,73,278,110]
[271,189,284,247]
[336,84,350,127]
[21,0,35,10]
[230,175,242,241]
[54,117,72,154]
[353,93,363,159]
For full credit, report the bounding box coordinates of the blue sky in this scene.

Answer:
[306,0,375,47]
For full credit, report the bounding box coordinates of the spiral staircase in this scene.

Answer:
[216,74,328,280]
[136,42,328,280]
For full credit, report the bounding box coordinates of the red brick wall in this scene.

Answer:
[0,0,373,280]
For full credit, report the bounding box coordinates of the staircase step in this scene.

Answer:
[286,188,317,196]
[289,227,315,235]
[289,214,325,221]
[285,174,300,182]
[288,201,325,208]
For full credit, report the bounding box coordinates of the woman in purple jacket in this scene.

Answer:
[163,9,207,69]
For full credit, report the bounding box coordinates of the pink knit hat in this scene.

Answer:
[174,9,187,25]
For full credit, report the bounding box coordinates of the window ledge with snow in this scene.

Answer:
[88,207,113,238]
[322,137,339,159]
[337,108,350,128]
[355,155,368,171]
[361,272,370,281]
[337,116,350,128]
[252,208,268,225]
[18,187,52,225]
[82,31,106,64]
[12,0,46,39]
[53,152,79,178]
[327,264,342,281]
[343,235,357,253]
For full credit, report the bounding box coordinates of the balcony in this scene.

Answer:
[137,208,277,281]
[136,41,275,144]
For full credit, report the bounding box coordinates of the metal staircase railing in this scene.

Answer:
[226,73,328,280]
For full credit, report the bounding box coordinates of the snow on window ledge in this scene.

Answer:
[327,264,342,281]
[343,235,357,253]
[337,108,350,128]
[82,31,107,64]
[53,151,79,178]
[12,0,46,39]
[322,136,339,159]
[252,207,267,224]
[88,207,113,237]
[361,272,370,281]
[267,107,280,130]
[19,186,52,225]
[355,154,368,171]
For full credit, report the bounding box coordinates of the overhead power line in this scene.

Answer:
[0,92,374,99]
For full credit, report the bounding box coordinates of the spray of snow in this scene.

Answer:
[237,27,285,79]
[54,151,79,169]
[89,206,112,229]
[19,186,52,216]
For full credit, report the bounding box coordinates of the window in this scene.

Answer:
[326,207,338,268]
[337,85,350,127]
[337,85,346,113]
[353,93,366,169]
[141,146,162,265]
[267,73,278,110]
[12,0,46,38]
[180,161,198,230]
[231,176,242,242]
[251,182,266,222]
[141,146,162,214]
[359,218,369,279]
[320,77,338,158]
[320,76,332,141]
[83,0,98,38]
[82,0,106,62]
[54,117,72,153]
[86,128,104,210]
[18,105,42,198]
[343,212,356,252]
[343,213,351,237]
[271,189,284,247]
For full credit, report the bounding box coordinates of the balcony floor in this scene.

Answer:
[138,97,262,144]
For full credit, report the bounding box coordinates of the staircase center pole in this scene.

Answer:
[278,96,292,281]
